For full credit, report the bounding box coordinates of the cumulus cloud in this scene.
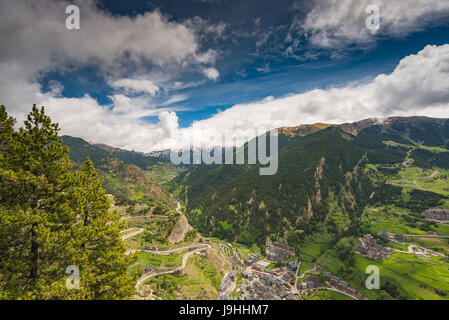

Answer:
[202,67,220,81]
[176,44,449,149]
[302,0,449,48]
[39,94,180,152]
[0,0,219,151]
[2,0,449,153]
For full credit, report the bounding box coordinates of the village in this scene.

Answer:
[217,241,367,300]
[131,202,449,301]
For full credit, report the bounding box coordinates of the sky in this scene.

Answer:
[1,0,449,152]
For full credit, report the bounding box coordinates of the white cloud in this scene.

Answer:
[302,0,449,48]
[160,95,189,106]
[158,111,179,139]
[2,0,449,153]
[175,44,449,149]
[111,79,160,95]
[39,94,177,152]
[0,0,219,152]
[4,43,449,153]
[202,67,220,81]
[0,0,210,76]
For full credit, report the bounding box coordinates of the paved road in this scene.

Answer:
[403,234,449,239]
[121,214,168,220]
[120,228,145,240]
[127,243,209,255]
[394,244,444,257]
[325,286,361,300]
[293,260,301,294]
[135,244,211,293]
[175,201,181,213]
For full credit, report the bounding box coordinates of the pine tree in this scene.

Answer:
[0,105,136,299]
[0,105,15,153]
[0,105,73,298]
[67,159,136,299]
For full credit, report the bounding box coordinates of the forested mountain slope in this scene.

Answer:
[168,117,449,249]
[61,136,170,205]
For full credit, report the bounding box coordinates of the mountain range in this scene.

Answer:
[167,116,449,250]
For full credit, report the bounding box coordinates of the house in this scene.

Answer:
[174,269,184,276]
[282,272,293,282]
[424,208,449,221]
[266,241,295,262]
[242,270,254,280]
[244,254,260,266]
[355,234,394,260]
[379,230,405,243]
[323,272,367,300]
[310,263,322,272]
[145,265,154,273]
[286,260,298,271]
[303,276,321,289]
[252,263,265,272]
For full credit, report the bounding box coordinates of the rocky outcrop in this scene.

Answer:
[167,215,193,244]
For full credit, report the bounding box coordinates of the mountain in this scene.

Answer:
[94,142,169,170]
[278,123,332,137]
[61,135,170,205]
[167,117,449,250]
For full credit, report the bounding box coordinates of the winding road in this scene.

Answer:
[120,228,145,240]
[135,244,211,293]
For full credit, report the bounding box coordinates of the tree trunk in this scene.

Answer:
[30,223,39,281]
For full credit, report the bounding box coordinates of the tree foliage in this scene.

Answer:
[0,105,135,299]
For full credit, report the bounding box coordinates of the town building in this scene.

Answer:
[323,272,368,300]
[242,270,254,280]
[252,263,266,272]
[300,276,321,290]
[424,208,449,221]
[379,230,405,243]
[145,265,154,273]
[266,241,295,262]
[243,253,260,266]
[310,263,322,272]
[355,234,394,260]
[286,260,298,271]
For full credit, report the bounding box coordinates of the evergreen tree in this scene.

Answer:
[0,105,135,299]
[0,105,15,153]
[68,159,136,299]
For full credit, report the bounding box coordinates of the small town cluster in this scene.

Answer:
[424,208,449,222]
[218,240,368,300]
[355,234,394,260]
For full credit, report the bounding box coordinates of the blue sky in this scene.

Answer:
[1,0,449,151]
[38,0,449,128]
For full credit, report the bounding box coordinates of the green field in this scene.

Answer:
[354,253,449,300]
[362,207,432,235]
[143,247,230,300]
[303,289,355,300]
[129,250,186,277]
